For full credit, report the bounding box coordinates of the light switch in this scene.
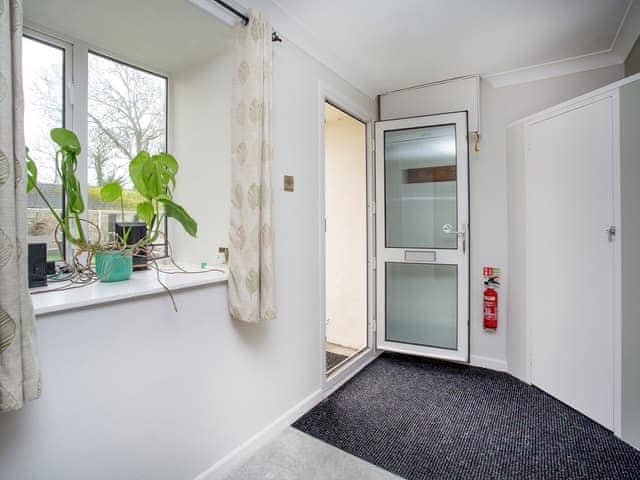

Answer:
[284,175,294,192]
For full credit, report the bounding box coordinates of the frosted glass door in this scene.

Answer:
[376,113,469,362]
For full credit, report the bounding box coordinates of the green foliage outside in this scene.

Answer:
[87,185,144,210]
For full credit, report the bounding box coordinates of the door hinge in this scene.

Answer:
[371,201,376,215]
[371,257,377,270]
[606,225,616,242]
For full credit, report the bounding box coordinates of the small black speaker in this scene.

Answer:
[115,222,149,270]
[28,243,48,288]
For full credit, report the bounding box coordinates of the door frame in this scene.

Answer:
[522,89,622,437]
[374,112,470,363]
[317,82,379,395]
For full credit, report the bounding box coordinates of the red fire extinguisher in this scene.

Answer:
[483,278,499,330]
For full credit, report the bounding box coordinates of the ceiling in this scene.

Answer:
[274,0,634,94]
[24,0,232,74]
[23,0,638,94]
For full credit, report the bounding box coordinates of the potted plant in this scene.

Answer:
[26,128,198,285]
[127,150,197,245]
[95,180,135,282]
[26,128,101,272]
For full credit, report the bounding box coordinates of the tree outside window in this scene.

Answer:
[23,40,169,257]
[87,53,168,248]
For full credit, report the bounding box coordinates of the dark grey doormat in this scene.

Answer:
[294,353,640,480]
[326,351,348,371]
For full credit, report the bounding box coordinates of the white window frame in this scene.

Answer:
[23,29,73,259]
[23,25,171,260]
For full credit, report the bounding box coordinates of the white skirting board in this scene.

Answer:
[470,355,508,372]
[194,389,324,480]
[195,349,380,480]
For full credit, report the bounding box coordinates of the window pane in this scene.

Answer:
[87,53,167,249]
[23,36,65,260]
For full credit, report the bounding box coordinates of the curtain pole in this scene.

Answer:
[210,0,282,42]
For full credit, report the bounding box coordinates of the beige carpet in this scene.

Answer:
[224,428,401,480]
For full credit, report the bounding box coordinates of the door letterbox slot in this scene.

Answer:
[404,250,436,262]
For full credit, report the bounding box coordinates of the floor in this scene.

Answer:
[295,353,640,480]
[325,351,347,370]
[325,342,358,372]
[223,428,401,480]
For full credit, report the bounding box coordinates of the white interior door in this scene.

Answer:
[526,96,616,430]
[375,112,469,362]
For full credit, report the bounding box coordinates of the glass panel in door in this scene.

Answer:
[384,125,457,249]
[385,262,457,349]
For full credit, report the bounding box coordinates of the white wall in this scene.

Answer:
[324,108,367,350]
[0,38,375,480]
[1,286,232,480]
[471,64,624,369]
[172,49,233,266]
[381,64,624,369]
[620,78,640,450]
[0,283,328,480]
[505,122,527,381]
[380,76,480,131]
[505,74,640,448]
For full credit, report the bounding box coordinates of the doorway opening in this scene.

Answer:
[324,102,368,374]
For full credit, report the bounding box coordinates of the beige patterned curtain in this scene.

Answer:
[0,0,42,411]
[228,10,276,323]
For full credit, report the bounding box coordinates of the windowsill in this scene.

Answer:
[30,263,228,316]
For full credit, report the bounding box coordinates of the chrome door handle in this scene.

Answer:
[442,224,458,234]
[442,224,467,254]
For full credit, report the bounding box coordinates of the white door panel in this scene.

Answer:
[527,97,615,429]
[375,112,469,362]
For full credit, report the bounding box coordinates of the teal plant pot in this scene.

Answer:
[95,250,133,282]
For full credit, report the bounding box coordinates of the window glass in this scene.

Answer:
[87,52,167,250]
[23,36,65,260]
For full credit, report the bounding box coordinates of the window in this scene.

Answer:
[22,31,169,260]
[23,36,66,260]
[86,52,168,252]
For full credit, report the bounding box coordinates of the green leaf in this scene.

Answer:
[156,152,178,176]
[136,201,155,225]
[141,155,163,198]
[157,197,198,237]
[155,153,178,191]
[66,176,84,214]
[99,181,123,203]
[129,151,151,198]
[25,149,38,192]
[50,128,81,155]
